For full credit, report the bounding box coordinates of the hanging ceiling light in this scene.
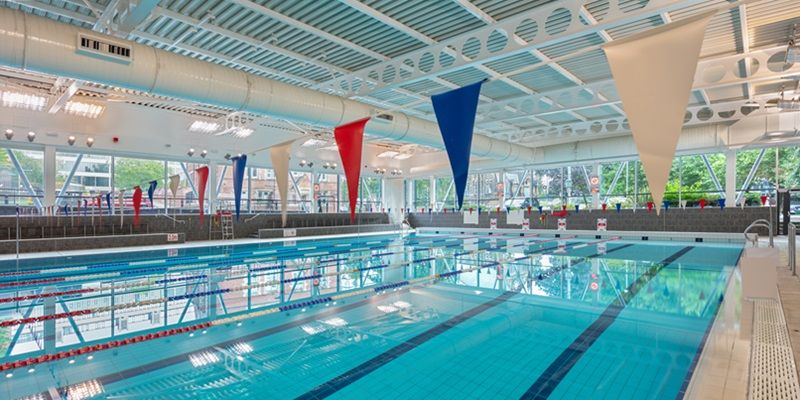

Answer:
[68,135,76,146]
[200,149,208,158]
[4,129,13,140]
[27,131,36,142]
[187,148,195,157]
[86,137,94,147]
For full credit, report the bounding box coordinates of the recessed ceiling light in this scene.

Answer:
[1,91,47,111]
[63,101,104,119]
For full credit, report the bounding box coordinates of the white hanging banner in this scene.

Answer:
[597,218,607,231]
[522,219,530,230]
[506,209,524,225]
[557,218,567,231]
[603,11,715,215]
[489,218,497,229]
[169,175,181,197]
[270,140,295,227]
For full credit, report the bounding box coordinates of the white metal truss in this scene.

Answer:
[317,0,718,96]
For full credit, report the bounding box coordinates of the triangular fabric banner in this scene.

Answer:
[132,186,142,227]
[231,155,247,220]
[334,117,370,223]
[431,80,484,210]
[147,180,158,208]
[105,192,112,215]
[195,166,209,223]
[270,140,295,227]
[603,11,714,214]
[169,175,180,197]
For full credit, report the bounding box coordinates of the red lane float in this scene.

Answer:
[0,288,95,304]
[0,321,213,372]
[0,277,66,288]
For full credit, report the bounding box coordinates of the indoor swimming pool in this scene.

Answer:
[0,232,743,400]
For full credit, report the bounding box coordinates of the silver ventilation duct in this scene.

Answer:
[0,8,534,163]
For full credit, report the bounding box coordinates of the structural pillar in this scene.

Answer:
[725,150,736,204]
[43,146,56,208]
[592,162,601,209]
[208,161,217,214]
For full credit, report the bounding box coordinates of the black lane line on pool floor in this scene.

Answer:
[295,290,518,400]
[292,242,635,400]
[32,239,601,398]
[519,246,695,400]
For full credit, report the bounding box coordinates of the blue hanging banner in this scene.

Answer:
[232,155,248,220]
[147,180,158,208]
[431,79,485,210]
[105,193,112,215]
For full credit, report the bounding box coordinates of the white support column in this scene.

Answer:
[208,161,217,214]
[592,162,601,209]
[430,176,436,211]
[725,150,737,204]
[43,146,56,208]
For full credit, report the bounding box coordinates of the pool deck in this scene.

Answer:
[776,236,800,380]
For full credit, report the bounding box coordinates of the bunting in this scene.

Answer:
[132,186,142,227]
[105,193,112,215]
[169,175,180,197]
[195,166,209,223]
[270,140,295,227]
[334,118,370,223]
[603,12,714,214]
[147,180,158,208]
[431,80,485,210]
[231,155,247,220]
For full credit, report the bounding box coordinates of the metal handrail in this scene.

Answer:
[244,213,265,223]
[156,214,186,224]
[744,218,773,248]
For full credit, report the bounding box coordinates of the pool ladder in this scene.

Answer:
[744,219,774,248]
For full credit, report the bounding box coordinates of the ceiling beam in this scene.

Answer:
[228,0,389,62]
[5,0,95,25]
[737,4,753,99]
[48,79,84,114]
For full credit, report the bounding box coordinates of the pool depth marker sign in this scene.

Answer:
[431,80,485,210]
[603,11,714,214]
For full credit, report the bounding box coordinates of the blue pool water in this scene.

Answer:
[0,232,742,399]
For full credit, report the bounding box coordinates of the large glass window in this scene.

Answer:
[413,178,430,210]
[0,148,43,207]
[435,177,455,210]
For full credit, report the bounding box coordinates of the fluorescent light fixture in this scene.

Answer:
[302,138,328,147]
[229,342,254,354]
[0,91,47,111]
[189,120,220,134]
[300,324,326,335]
[63,101,104,119]
[66,380,104,400]
[377,151,400,158]
[377,305,399,313]
[322,317,348,327]
[392,301,411,309]
[233,127,253,138]
[393,153,413,160]
[188,351,220,367]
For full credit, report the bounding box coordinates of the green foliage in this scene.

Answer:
[114,158,164,189]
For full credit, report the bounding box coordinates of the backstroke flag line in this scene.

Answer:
[334,118,370,224]
[232,155,248,220]
[431,80,484,210]
[603,11,714,214]
[270,140,295,227]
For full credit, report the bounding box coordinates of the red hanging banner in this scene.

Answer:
[195,166,209,223]
[334,118,370,224]
[132,186,143,226]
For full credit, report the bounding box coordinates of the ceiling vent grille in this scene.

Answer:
[77,33,132,64]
